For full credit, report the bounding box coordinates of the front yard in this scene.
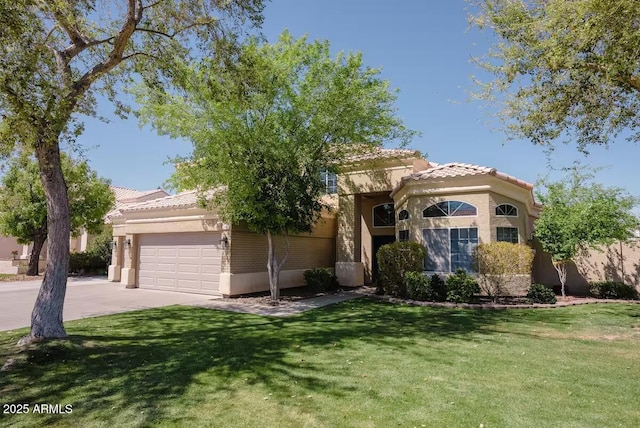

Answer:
[1,299,639,427]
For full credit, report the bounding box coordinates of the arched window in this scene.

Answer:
[373,203,395,227]
[423,201,477,218]
[398,209,409,221]
[495,203,518,217]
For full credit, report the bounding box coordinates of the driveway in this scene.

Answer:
[0,277,218,331]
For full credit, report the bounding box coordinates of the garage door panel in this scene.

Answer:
[137,233,221,295]
[201,248,221,257]
[178,263,200,273]
[178,248,200,257]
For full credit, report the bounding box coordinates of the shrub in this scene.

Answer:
[429,274,447,302]
[526,283,557,304]
[376,242,426,298]
[69,252,108,275]
[404,272,449,302]
[303,268,340,293]
[404,271,430,301]
[445,269,480,303]
[473,242,534,302]
[86,227,113,267]
[589,281,639,300]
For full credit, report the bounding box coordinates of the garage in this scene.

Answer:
[137,232,223,295]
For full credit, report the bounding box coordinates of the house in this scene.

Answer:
[0,186,168,274]
[107,148,551,296]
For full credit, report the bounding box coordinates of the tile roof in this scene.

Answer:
[343,147,421,163]
[118,188,221,213]
[403,162,534,190]
[110,186,166,202]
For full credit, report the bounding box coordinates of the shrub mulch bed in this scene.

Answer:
[370,293,640,310]
[221,285,344,306]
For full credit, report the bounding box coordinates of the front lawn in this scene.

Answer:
[1,299,639,427]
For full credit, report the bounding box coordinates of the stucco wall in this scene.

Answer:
[229,218,336,275]
[397,193,491,244]
[0,236,22,259]
[533,240,640,295]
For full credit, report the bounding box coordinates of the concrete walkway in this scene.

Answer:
[191,287,373,317]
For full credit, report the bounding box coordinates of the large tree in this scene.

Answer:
[470,0,640,151]
[0,1,264,344]
[0,154,114,276]
[137,31,415,300]
[535,169,639,297]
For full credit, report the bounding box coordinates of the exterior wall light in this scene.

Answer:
[124,239,131,249]
[220,234,229,249]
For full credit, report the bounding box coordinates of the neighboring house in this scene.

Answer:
[107,148,553,296]
[0,186,168,274]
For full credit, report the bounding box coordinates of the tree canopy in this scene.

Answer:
[534,169,639,296]
[0,154,114,275]
[471,0,640,151]
[137,31,416,299]
[0,0,264,343]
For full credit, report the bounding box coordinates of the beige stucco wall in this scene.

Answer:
[534,240,640,295]
[0,236,22,259]
[360,194,395,282]
[230,218,336,275]
[397,192,490,244]
[488,192,531,244]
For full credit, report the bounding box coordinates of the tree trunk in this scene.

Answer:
[553,261,567,298]
[26,234,47,276]
[18,141,71,345]
[266,231,289,302]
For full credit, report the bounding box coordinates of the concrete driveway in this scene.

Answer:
[0,277,218,331]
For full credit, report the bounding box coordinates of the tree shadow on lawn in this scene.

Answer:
[0,298,593,425]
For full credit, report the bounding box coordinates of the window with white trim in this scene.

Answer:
[495,204,518,217]
[320,169,337,194]
[398,209,409,221]
[373,203,395,227]
[398,230,409,242]
[423,227,479,272]
[497,227,519,244]
[423,201,477,218]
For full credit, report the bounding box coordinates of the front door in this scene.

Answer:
[372,235,396,282]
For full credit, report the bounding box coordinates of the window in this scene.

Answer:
[423,201,477,218]
[398,209,409,221]
[320,169,337,194]
[399,230,409,242]
[423,228,478,272]
[373,203,395,227]
[497,227,519,244]
[495,204,518,217]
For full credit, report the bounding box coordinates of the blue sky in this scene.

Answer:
[80,0,639,200]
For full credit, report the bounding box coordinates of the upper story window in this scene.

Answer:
[320,169,337,194]
[423,201,477,218]
[373,203,395,227]
[398,209,410,221]
[495,203,518,217]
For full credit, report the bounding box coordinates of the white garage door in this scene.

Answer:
[137,233,222,295]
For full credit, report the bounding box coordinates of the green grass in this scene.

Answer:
[1,299,639,427]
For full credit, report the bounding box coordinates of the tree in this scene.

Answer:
[470,0,640,151]
[534,170,639,297]
[0,1,264,343]
[0,154,114,276]
[137,31,416,300]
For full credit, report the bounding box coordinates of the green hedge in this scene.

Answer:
[404,272,447,302]
[69,252,108,275]
[589,281,639,300]
[526,283,557,304]
[445,269,480,303]
[376,242,426,298]
[303,268,340,293]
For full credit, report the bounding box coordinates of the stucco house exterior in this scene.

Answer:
[107,148,560,296]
